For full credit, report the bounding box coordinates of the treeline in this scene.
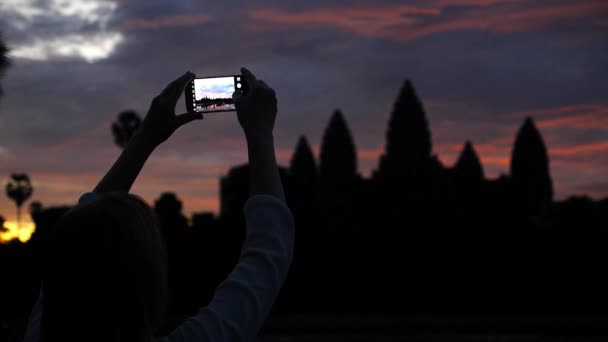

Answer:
[195,96,234,108]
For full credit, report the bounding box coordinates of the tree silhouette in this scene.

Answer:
[5,173,33,229]
[155,192,184,219]
[0,32,10,99]
[510,117,553,215]
[0,215,6,233]
[29,201,43,216]
[111,110,141,149]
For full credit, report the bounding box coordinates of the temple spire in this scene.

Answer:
[319,109,357,182]
[510,117,553,214]
[375,79,432,180]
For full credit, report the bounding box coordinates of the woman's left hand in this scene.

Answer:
[139,71,203,147]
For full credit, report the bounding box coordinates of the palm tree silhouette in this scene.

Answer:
[0,215,6,233]
[5,173,33,229]
[111,110,141,149]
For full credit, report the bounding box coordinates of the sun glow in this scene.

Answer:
[0,220,36,243]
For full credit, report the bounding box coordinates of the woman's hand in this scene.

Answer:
[140,71,203,148]
[232,67,285,202]
[233,67,277,139]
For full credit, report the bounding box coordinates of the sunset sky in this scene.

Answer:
[0,0,606,227]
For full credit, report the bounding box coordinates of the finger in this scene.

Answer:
[240,67,257,95]
[160,72,195,106]
[232,91,243,106]
[160,71,190,96]
[169,72,195,106]
[258,80,276,99]
[258,80,275,94]
[175,112,203,127]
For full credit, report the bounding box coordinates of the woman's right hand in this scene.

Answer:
[233,67,277,139]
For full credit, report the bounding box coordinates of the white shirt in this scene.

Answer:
[22,193,295,342]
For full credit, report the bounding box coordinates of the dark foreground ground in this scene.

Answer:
[254,316,608,342]
[7,315,608,341]
[257,335,608,341]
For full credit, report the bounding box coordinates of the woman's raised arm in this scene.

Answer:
[94,71,202,194]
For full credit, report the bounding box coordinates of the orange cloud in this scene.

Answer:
[248,1,608,41]
[429,0,525,6]
[119,15,214,31]
[435,139,512,171]
[248,6,437,39]
[430,2,608,36]
[508,103,601,117]
[478,155,510,168]
[540,112,608,130]
[358,147,384,161]
[508,104,608,130]
[550,141,608,158]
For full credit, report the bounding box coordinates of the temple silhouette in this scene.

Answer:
[2,79,608,339]
[212,79,583,316]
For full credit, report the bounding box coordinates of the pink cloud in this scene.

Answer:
[550,141,608,158]
[247,1,608,41]
[358,147,385,161]
[248,5,438,39]
[509,104,608,130]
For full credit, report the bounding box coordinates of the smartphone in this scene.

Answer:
[185,75,248,113]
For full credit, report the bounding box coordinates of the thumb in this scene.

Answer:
[232,91,244,110]
[175,112,204,127]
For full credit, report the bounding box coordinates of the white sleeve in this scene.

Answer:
[163,194,295,342]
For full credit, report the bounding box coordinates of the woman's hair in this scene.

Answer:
[40,192,168,342]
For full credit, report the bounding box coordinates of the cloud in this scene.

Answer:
[435,139,512,173]
[401,1,608,41]
[247,1,608,41]
[508,104,608,130]
[2,0,123,62]
[10,33,124,63]
[550,141,608,158]
[248,6,438,39]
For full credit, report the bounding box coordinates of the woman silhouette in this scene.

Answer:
[22,68,294,342]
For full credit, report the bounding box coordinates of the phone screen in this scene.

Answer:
[190,75,243,113]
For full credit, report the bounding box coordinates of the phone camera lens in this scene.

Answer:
[236,83,242,89]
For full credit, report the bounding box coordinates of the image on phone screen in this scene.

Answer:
[192,76,240,113]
